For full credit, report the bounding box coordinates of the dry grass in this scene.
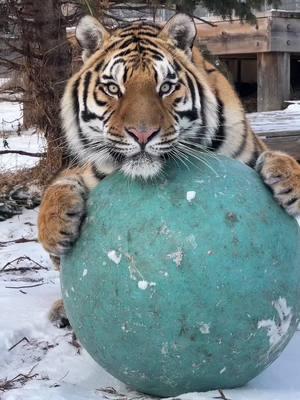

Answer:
[0,158,59,198]
[0,365,39,393]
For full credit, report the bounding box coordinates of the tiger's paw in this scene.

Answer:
[48,299,70,328]
[38,178,88,256]
[256,150,300,217]
[50,254,61,270]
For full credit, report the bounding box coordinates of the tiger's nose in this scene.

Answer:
[126,127,160,145]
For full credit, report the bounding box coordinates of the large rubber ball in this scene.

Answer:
[62,156,300,397]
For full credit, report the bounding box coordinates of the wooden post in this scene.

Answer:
[257,52,290,111]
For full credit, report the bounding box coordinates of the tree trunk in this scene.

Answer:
[20,0,72,175]
[175,0,196,14]
[37,0,72,173]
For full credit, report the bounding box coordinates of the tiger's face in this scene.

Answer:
[62,14,218,179]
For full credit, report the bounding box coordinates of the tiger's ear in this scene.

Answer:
[76,16,110,61]
[159,14,196,58]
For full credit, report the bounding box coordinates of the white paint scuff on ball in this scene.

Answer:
[186,191,196,202]
[257,297,293,353]
[107,250,122,264]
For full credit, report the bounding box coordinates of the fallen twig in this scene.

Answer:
[214,390,231,400]
[100,387,120,394]
[95,387,148,400]
[0,238,38,247]
[58,370,70,382]
[24,222,35,226]
[69,332,81,354]
[5,282,45,289]
[96,387,127,398]
[8,336,29,352]
[192,14,217,27]
[0,364,38,392]
[1,256,47,272]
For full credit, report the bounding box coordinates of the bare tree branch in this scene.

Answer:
[0,239,38,248]
[0,150,45,157]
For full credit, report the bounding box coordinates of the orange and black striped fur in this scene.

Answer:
[38,14,300,326]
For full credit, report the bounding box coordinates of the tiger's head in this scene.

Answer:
[62,14,219,179]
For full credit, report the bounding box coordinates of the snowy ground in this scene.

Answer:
[0,100,46,172]
[0,102,23,132]
[0,132,46,172]
[1,101,300,399]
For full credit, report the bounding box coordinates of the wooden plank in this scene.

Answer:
[196,17,270,55]
[254,129,300,137]
[247,109,300,135]
[270,16,300,52]
[196,12,300,55]
[269,10,300,19]
[257,52,290,111]
[258,135,300,159]
[270,34,300,52]
[247,109,300,159]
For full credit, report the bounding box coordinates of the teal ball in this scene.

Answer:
[61,156,300,397]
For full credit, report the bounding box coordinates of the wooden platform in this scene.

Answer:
[247,108,300,159]
[197,10,300,55]
[196,10,300,111]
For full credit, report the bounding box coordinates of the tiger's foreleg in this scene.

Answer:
[38,165,100,327]
[38,166,98,256]
[256,150,300,217]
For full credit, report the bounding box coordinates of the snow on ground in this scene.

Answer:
[1,209,300,400]
[0,100,46,172]
[0,132,46,172]
[0,102,23,132]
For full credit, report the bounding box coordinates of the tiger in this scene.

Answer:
[38,13,300,327]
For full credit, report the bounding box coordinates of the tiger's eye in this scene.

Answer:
[107,83,120,96]
[160,82,173,95]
